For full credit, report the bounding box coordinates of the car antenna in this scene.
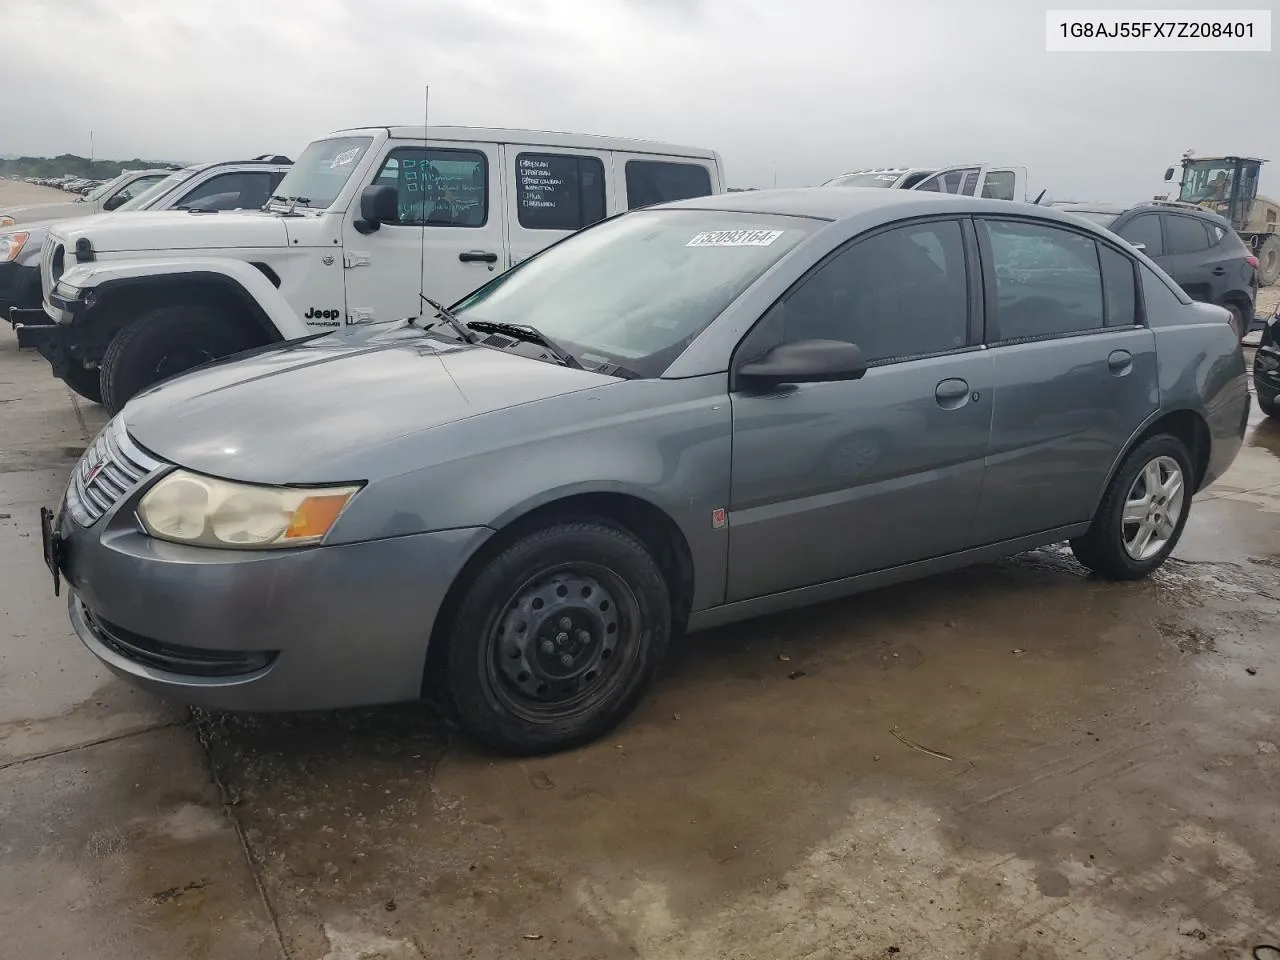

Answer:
[1032,188,1047,205]
[416,83,430,325]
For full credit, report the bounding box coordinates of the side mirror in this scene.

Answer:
[738,339,868,388]
[355,184,398,234]
[102,194,127,211]
[1164,167,1175,182]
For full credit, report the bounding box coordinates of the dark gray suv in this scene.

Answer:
[1056,201,1259,340]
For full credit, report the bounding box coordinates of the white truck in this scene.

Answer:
[0,168,179,227]
[34,125,724,413]
[822,164,1032,201]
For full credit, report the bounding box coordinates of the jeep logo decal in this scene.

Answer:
[304,307,342,322]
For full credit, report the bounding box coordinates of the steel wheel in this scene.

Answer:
[486,563,640,724]
[1121,455,1185,561]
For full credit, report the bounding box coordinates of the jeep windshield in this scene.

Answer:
[268,137,372,211]
[118,167,200,211]
[823,172,907,188]
[451,209,816,379]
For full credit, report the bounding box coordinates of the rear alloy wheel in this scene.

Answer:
[99,304,259,415]
[1070,435,1193,580]
[441,520,671,755]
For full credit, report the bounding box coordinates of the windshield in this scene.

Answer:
[1178,159,1236,205]
[823,172,905,188]
[84,173,131,202]
[452,210,816,378]
[269,136,372,209]
[1068,210,1119,227]
[118,167,199,211]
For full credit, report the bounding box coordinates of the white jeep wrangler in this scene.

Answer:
[34,125,724,413]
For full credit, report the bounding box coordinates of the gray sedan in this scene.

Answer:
[42,189,1249,754]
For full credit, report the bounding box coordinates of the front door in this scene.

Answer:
[971,217,1159,543]
[341,141,504,324]
[503,145,614,270]
[726,218,993,601]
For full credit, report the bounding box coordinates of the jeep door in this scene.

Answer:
[341,141,505,324]
[502,145,614,270]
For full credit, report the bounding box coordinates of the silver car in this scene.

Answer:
[41,189,1249,754]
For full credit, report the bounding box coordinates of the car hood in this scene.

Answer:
[0,200,93,225]
[122,324,618,484]
[49,209,289,252]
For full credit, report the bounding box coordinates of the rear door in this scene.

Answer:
[1158,213,1218,303]
[502,145,613,269]
[341,141,504,323]
[971,217,1158,543]
[614,155,718,210]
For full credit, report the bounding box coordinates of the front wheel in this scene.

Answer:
[1070,435,1193,580]
[440,520,671,755]
[99,304,258,415]
[1257,235,1280,287]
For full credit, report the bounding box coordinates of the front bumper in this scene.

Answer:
[55,490,491,712]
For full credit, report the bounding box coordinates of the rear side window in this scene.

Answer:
[371,147,488,227]
[515,153,606,231]
[624,160,712,209]
[984,220,1104,340]
[981,171,1016,200]
[1117,214,1163,256]
[1164,215,1211,254]
[1140,264,1194,325]
[1099,245,1138,327]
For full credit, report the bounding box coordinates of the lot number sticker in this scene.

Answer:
[687,229,784,247]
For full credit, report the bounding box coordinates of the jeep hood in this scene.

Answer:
[50,210,289,252]
[122,325,617,484]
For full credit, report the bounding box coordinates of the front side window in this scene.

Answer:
[1117,214,1163,256]
[915,167,980,195]
[84,172,132,203]
[117,167,199,211]
[453,210,815,377]
[270,136,372,210]
[371,147,487,227]
[624,160,713,209]
[110,174,167,205]
[1163,214,1210,254]
[985,220,1103,340]
[515,152,606,231]
[177,171,278,211]
[1177,159,1236,204]
[747,220,969,364]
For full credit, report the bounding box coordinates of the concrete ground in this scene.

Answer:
[2,263,1279,957]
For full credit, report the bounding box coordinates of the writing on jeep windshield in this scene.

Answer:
[270,136,372,211]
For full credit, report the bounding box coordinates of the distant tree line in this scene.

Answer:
[0,153,179,180]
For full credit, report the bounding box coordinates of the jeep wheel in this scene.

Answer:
[99,304,259,415]
[62,363,102,405]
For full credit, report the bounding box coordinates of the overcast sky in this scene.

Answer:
[0,0,1275,203]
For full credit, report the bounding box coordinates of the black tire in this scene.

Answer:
[440,519,671,755]
[1070,434,1194,581]
[1258,236,1280,287]
[61,363,102,404]
[99,304,259,415]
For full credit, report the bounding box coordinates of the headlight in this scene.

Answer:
[138,469,361,548]
[0,231,28,262]
[0,215,14,227]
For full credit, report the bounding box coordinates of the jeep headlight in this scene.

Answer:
[0,231,27,262]
[138,470,361,548]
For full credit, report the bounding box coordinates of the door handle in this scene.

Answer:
[459,250,499,263]
[935,378,970,409]
[1211,266,1226,276]
[1107,349,1133,376]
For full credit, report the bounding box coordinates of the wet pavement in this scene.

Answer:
[1,332,1277,960]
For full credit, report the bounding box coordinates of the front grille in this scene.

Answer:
[81,602,276,677]
[66,418,164,525]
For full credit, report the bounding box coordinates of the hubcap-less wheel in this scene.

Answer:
[488,565,639,723]
[1121,456,1185,560]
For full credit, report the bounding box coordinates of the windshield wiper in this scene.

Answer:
[270,194,311,214]
[464,320,583,369]
[419,295,477,343]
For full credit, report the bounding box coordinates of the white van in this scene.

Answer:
[35,126,725,412]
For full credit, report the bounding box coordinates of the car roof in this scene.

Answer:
[653,187,1092,226]
[332,125,719,161]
